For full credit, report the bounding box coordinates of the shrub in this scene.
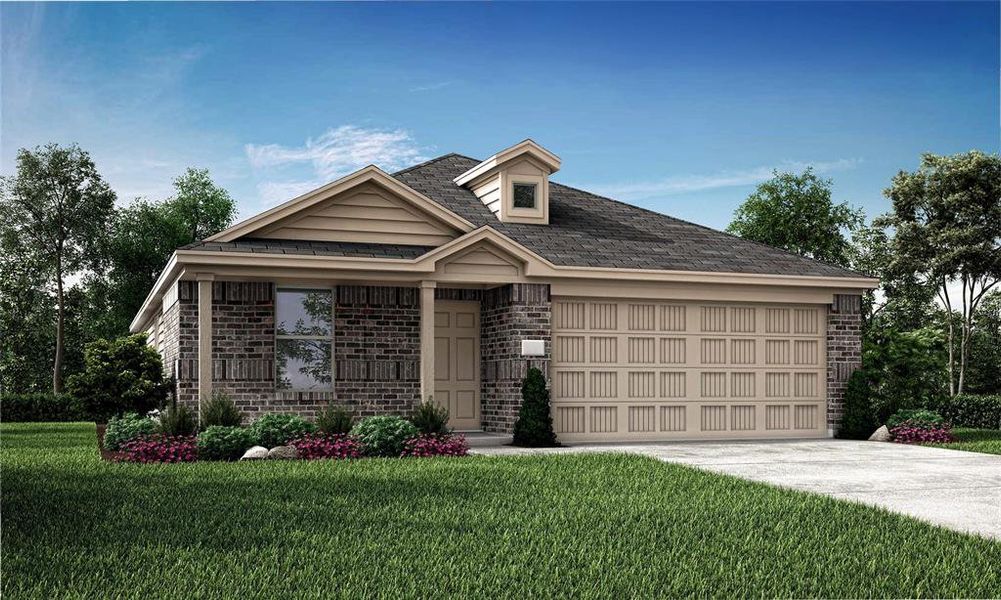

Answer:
[350,415,418,457]
[837,369,879,440]
[401,433,469,457]
[886,408,944,430]
[200,390,244,428]
[66,334,167,421]
[410,398,451,435]
[120,435,197,463]
[250,413,316,448]
[933,394,1001,429]
[316,403,354,435]
[104,412,158,450]
[158,403,198,437]
[0,393,88,422]
[290,433,364,460]
[196,426,258,461]
[512,368,557,447]
[890,422,955,444]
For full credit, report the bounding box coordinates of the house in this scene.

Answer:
[131,140,878,442]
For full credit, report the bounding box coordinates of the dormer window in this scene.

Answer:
[454,139,561,225]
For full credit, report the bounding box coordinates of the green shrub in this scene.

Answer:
[837,369,879,440]
[512,368,558,447]
[158,403,198,437]
[104,412,158,451]
[0,393,88,422]
[250,413,316,448]
[933,394,1001,429]
[66,334,167,422]
[201,391,243,427]
[350,415,418,457]
[886,408,944,430]
[410,398,451,435]
[316,403,354,435]
[197,426,258,461]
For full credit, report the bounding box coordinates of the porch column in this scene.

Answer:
[419,281,436,403]
[197,274,214,414]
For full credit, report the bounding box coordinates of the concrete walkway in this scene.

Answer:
[472,439,1001,540]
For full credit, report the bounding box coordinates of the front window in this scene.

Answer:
[512,182,537,209]
[276,288,333,390]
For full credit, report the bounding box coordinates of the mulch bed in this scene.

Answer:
[95,423,127,462]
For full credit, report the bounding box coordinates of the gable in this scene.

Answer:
[253,181,460,246]
[438,244,522,277]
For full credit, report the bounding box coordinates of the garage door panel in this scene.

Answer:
[551,297,827,442]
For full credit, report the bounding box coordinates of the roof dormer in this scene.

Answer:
[454,139,561,225]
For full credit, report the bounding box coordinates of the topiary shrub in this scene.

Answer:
[250,413,316,448]
[0,393,88,422]
[158,403,198,437]
[200,391,243,428]
[885,408,944,430]
[410,398,451,435]
[350,415,418,457]
[104,412,158,450]
[66,334,167,422]
[197,426,257,461]
[512,368,558,447]
[316,403,354,435]
[837,369,879,440]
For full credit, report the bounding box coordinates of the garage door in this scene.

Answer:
[551,298,827,442]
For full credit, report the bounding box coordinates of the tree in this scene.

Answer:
[727,168,864,267]
[0,244,55,393]
[169,167,236,241]
[65,333,167,421]
[512,367,558,447]
[966,291,1001,394]
[0,144,116,393]
[876,151,1001,396]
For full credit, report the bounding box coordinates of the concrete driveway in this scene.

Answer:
[473,439,1001,540]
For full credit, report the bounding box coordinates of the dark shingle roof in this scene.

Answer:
[393,153,866,278]
[180,238,433,259]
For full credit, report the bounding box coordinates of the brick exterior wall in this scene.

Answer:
[826,293,863,433]
[480,283,552,433]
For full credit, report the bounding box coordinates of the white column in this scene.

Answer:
[419,281,436,404]
[197,274,214,414]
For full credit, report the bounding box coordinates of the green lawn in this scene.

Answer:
[3,423,999,599]
[929,428,1001,456]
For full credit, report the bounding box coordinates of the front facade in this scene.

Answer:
[134,140,876,441]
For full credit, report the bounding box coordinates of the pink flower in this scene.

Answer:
[289,433,364,459]
[400,434,469,458]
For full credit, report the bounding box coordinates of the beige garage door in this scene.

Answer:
[551,298,828,442]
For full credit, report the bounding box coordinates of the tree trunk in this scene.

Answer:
[942,282,955,397]
[53,255,65,394]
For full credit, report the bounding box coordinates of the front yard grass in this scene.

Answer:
[929,428,1001,456]
[3,422,999,599]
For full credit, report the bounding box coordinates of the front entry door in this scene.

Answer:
[434,300,481,430]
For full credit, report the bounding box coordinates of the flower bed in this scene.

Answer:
[119,434,198,463]
[401,433,469,457]
[290,433,365,459]
[890,422,955,444]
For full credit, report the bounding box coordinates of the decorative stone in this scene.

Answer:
[240,446,269,460]
[267,445,298,460]
[868,425,891,442]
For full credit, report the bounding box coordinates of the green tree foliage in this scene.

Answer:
[876,151,1001,395]
[169,167,237,241]
[0,247,55,392]
[0,144,116,392]
[512,368,558,447]
[966,292,1001,394]
[727,168,864,268]
[66,334,167,421]
[863,325,948,422]
[837,369,878,440]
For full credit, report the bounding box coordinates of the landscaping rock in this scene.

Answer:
[267,445,298,460]
[868,425,892,442]
[240,446,269,460]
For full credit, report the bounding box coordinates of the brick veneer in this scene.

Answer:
[480,283,551,433]
[826,293,863,433]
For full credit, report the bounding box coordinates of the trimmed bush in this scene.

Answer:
[158,403,198,437]
[120,435,198,463]
[197,426,257,461]
[200,391,243,428]
[0,393,87,422]
[290,433,364,460]
[401,433,469,457]
[66,334,167,421]
[104,413,158,451]
[886,409,944,430]
[250,413,316,448]
[837,369,879,440]
[316,403,354,435]
[512,368,558,447]
[933,394,1001,430]
[410,399,451,435]
[890,422,955,444]
[350,415,418,457]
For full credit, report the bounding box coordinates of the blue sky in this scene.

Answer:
[2,2,998,229]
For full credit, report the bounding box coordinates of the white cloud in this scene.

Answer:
[256,180,325,207]
[589,158,862,201]
[409,81,452,93]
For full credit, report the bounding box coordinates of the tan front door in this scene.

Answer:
[434,300,481,430]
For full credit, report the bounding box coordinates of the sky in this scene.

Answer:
[2,2,998,230]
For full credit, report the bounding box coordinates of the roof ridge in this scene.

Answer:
[392,152,479,177]
[549,180,873,278]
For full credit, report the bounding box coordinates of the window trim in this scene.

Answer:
[505,174,547,220]
[274,286,335,392]
[512,181,538,210]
